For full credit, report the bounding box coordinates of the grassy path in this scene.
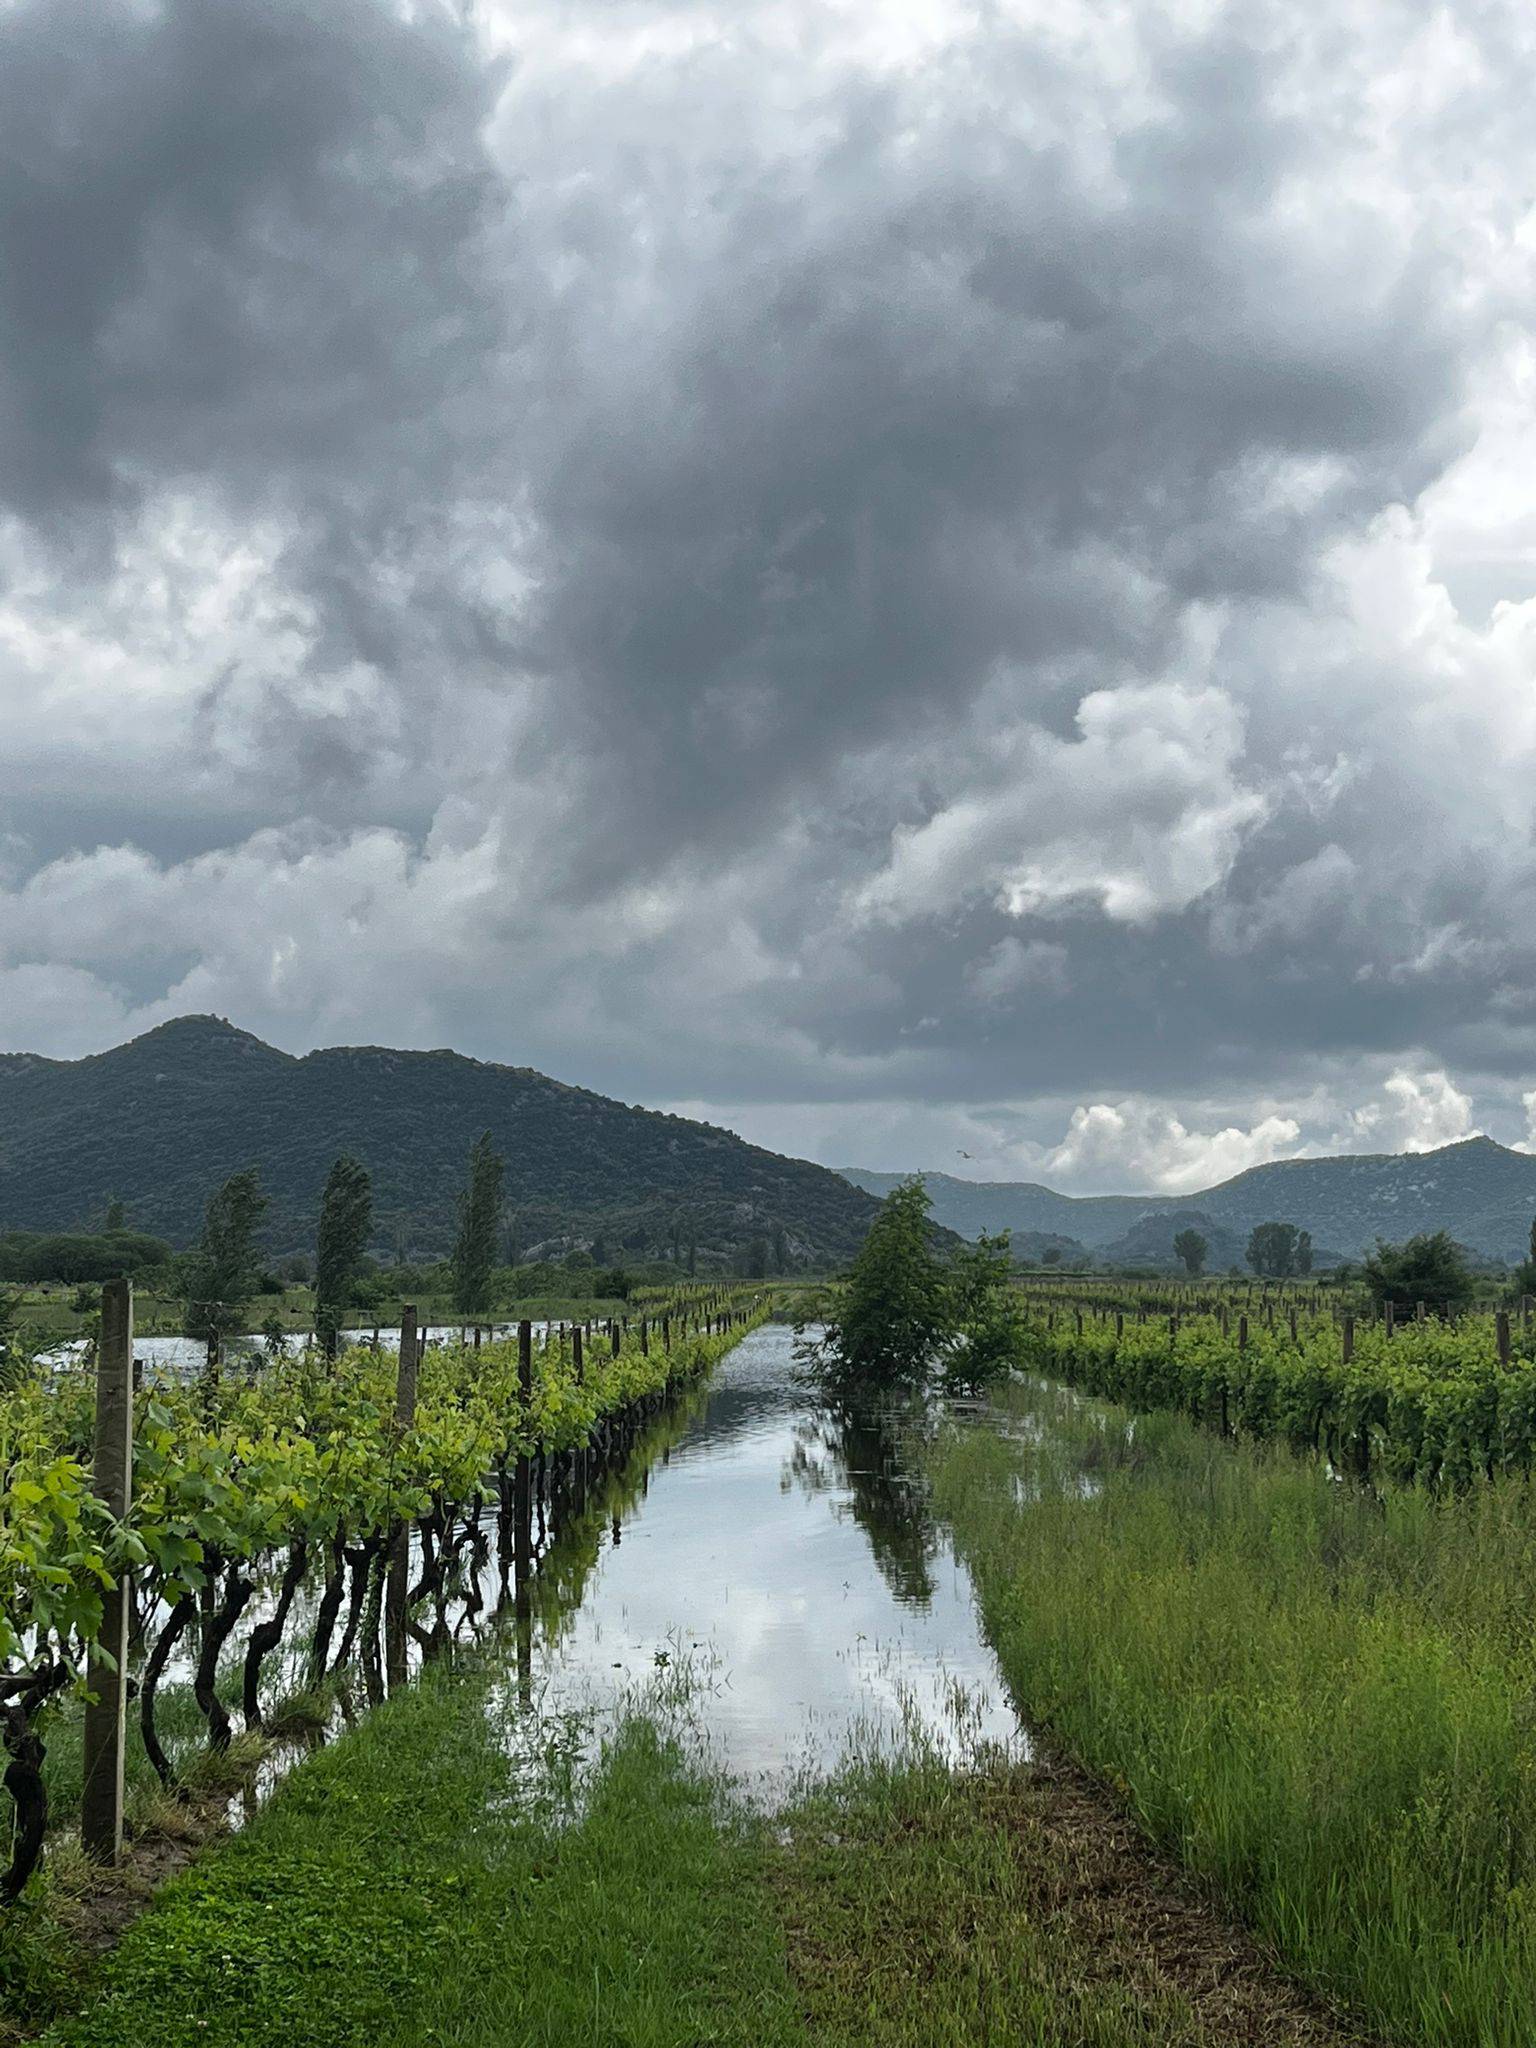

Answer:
[8,1652,1371,2048]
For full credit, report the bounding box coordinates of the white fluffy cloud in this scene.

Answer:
[1039,1101,1304,1194]
[860,684,1268,927]
[1340,1068,1478,1153]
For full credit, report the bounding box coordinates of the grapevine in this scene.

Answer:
[0,1295,765,1898]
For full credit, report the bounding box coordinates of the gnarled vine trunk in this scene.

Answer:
[331,1539,380,1674]
[307,1531,347,1689]
[142,1593,198,1788]
[243,1540,309,1732]
[194,1563,255,1753]
[1,1664,67,1903]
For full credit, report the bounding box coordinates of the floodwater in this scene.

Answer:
[508,1321,1020,1791]
[42,1324,529,1379]
[46,1320,1019,1817]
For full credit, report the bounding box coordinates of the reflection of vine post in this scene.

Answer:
[515,1320,533,1710]
[83,1277,134,1864]
[385,1304,419,1688]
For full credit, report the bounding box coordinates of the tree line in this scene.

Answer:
[184,1131,507,1353]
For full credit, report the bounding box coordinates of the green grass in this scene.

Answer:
[776,1754,1222,2045]
[39,1671,798,2048]
[11,1649,1275,2048]
[927,1378,1536,2047]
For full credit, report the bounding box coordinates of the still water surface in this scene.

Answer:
[511,1321,1019,1791]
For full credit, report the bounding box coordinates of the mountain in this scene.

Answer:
[0,1017,886,1266]
[840,1137,1536,1264]
[838,1169,1153,1246]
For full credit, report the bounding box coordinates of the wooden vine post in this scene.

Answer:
[82,1278,134,1864]
[514,1321,534,1709]
[385,1305,419,1689]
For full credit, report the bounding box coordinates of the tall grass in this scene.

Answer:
[929,1380,1536,2045]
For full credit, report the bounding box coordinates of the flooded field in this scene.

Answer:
[506,1320,1019,1788]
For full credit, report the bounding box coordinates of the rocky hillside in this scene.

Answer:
[0,1017,886,1266]
[841,1137,1536,1263]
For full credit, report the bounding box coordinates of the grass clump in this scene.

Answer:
[928,1378,1536,2047]
[776,1754,1226,2046]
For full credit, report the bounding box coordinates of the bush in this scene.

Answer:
[801,1179,951,1397]
[1362,1230,1475,1313]
[0,1229,174,1283]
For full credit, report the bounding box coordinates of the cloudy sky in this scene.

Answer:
[3,0,1536,1194]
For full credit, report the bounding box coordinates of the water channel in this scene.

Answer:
[35,1319,1021,1835]
[503,1320,1020,1792]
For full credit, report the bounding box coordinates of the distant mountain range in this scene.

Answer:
[839,1138,1536,1265]
[0,1016,886,1266]
[9,1018,1533,1273]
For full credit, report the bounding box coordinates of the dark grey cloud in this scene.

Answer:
[517,16,1470,886]
[0,0,502,526]
[1,0,1534,1188]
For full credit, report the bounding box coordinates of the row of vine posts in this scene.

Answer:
[1015,1277,1531,1343]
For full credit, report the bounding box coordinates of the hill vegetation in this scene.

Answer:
[0,1017,884,1267]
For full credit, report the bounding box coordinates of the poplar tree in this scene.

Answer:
[315,1154,373,1358]
[183,1169,268,1347]
[451,1131,504,1317]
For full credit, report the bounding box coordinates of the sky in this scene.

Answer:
[3,0,1536,1196]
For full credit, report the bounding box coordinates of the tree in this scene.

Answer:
[941,1231,1024,1395]
[1362,1231,1475,1313]
[1514,1215,1536,1300]
[1041,1245,1062,1267]
[771,1224,791,1276]
[0,1289,29,1391]
[0,1230,172,1283]
[183,1170,268,1347]
[314,1154,373,1358]
[801,1178,951,1397]
[451,1132,504,1317]
[103,1195,126,1233]
[1296,1229,1313,1276]
[1173,1228,1208,1276]
[1247,1221,1306,1278]
[741,1236,770,1280]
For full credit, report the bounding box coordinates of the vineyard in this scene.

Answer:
[0,1286,765,1903]
[1016,1292,1536,1488]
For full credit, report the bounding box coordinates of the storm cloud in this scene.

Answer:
[3,0,1535,1191]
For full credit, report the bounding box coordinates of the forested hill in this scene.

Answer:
[0,1016,884,1265]
[841,1138,1536,1263]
